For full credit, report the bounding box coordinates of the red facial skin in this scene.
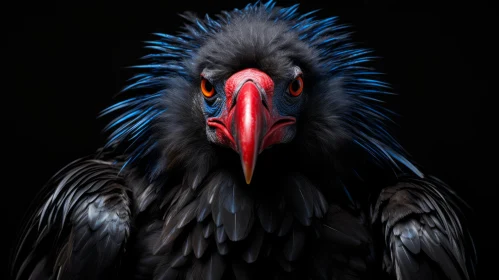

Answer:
[207,68,296,184]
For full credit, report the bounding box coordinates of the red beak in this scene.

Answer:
[234,81,265,184]
[207,68,296,184]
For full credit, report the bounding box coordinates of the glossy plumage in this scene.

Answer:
[11,1,476,279]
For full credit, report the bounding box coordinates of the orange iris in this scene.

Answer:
[201,78,215,98]
[288,76,304,97]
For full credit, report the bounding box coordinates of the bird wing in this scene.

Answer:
[371,177,476,280]
[10,157,132,280]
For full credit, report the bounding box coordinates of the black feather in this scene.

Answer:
[216,240,230,256]
[277,212,294,237]
[169,252,189,269]
[211,192,223,227]
[196,181,218,222]
[181,234,192,257]
[219,175,254,241]
[208,172,226,227]
[312,187,329,218]
[203,221,215,238]
[283,174,315,226]
[190,222,209,259]
[203,251,226,280]
[282,224,306,262]
[256,198,284,234]
[215,225,227,244]
[241,226,265,263]
[175,199,198,229]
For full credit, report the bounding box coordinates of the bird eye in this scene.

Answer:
[288,76,304,97]
[201,78,216,98]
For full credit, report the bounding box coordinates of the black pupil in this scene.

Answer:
[291,78,301,92]
[204,80,213,92]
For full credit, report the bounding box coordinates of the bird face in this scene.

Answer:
[202,66,306,184]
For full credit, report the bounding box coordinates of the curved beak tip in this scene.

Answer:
[245,175,252,185]
[242,163,254,185]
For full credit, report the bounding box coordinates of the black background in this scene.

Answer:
[7,1,497,278]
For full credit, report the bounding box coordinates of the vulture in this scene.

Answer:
[11,1,477,279]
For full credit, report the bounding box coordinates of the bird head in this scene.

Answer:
[202,67,301,184]
[187,12,335,185]
[101,1,422,188]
